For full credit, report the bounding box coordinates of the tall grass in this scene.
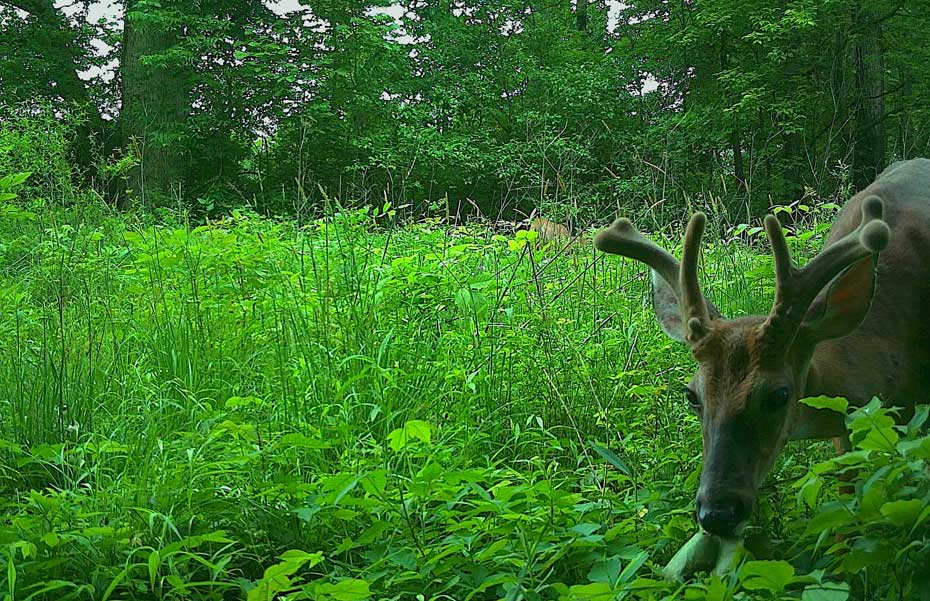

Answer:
[0,202,910,599]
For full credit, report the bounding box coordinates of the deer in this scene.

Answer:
[529,215,572,246]
[593,158,930,541]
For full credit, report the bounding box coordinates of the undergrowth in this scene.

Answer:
[0,172,927,600]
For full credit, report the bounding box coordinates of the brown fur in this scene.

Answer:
[529,217,571,246]
[595,158,930,536]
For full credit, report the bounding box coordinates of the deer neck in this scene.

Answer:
[788,354,848,440]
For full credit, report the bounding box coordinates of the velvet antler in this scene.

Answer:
[761,195,890,350]
[594,213,714,342]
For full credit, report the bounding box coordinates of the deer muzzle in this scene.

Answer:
[695,491,752,537]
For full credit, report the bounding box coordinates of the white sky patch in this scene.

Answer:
[56,1,656,92]
[267,0,308,16]
[607,2,624,31]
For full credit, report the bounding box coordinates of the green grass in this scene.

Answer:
[0,202,926,600]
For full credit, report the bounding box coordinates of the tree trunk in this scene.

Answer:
[120,0,189,205]
[782,130,804,201]
[896,70,912,157]
[852,9,886,189]
[717,36,746,194]
[730,128,746,190]
[575,0,588,32]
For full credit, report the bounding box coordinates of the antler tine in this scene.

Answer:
[680,212,711,338]
[595,214,713,341]
[594,217,682,297]
[764,214,795,309]
[764,195,890,346]
[794,196,889,304]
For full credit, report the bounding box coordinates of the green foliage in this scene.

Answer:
[0,106,76,203]
[6,1,930,217]
[3,2,930,597]
[0,195,921,599]
[795,400,930,599]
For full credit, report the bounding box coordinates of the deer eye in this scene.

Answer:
[683,387,702,412]
[769,387,791,409]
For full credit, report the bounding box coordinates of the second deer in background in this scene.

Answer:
[529,216,571,246]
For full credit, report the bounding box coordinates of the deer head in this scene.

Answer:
[594,198,890,536]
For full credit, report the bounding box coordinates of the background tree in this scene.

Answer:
[0,0,114,175]
[2,0,930,220]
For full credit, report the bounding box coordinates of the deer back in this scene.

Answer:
[804,158,930,416]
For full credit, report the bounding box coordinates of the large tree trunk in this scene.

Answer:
[718,38,746,193]
[852,9,886,189]
[120,0,189,205]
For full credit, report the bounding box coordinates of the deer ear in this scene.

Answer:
[650,270,723,343]
[800,255,877,342]
[651,270,688,343]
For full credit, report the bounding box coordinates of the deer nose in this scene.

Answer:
[696,496,749,537]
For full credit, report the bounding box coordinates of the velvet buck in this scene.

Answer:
[594,158,930,537]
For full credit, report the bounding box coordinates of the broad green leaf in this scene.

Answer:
[739,560,795,592]
[360,469,387,496]
[570,523,602,537]
[846,398,893,432]
[279,549,323,566]
[387,420,432,451]
[848,400,898,452]
[454,288,475,311]
[278,432,331,449]
[249,550,323,601]
[856,427,899,453]
[589,441,631,476]
[0,171,30,189]
[897,436,930,459]
[404,420,431,444]
[562,582,615,600]
[324,579,371,600]
[805,504,851,537]
[799,396,848,414]
[802,582,850,601]
[617,550,649,584]
[879,499,923,528]
[906,405,930,436]
[912,505,930,532]
[587,555,621,584]
[796,475,823,509]
[296,506,321,522]
[225,395,264,409]
[387,428,406,451]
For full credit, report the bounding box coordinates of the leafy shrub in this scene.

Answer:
[0,105,76,203]
[0,204,922,600]
[795,398,930,599]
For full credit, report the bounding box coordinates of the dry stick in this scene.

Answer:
[395,480,426,558]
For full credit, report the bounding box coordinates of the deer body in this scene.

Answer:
[594,158,930,537]
[529,217,571,245]
[803,159,930,432]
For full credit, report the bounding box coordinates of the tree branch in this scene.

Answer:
[0,0,49,17]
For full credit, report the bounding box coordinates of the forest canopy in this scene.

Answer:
[3,0,929,222]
